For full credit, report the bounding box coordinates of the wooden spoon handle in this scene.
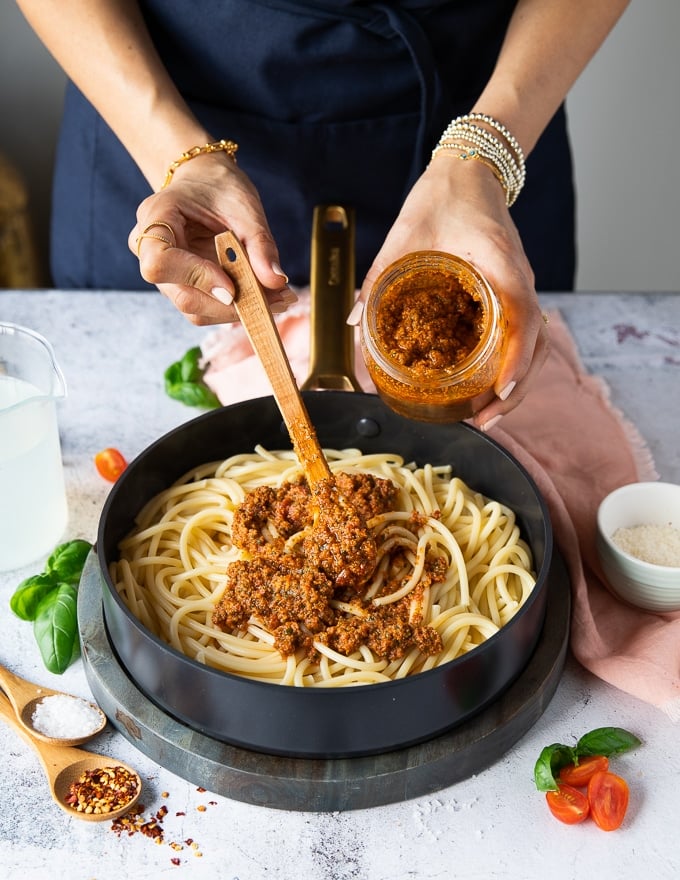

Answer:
[215,230,331,487]
[0,662,44,713]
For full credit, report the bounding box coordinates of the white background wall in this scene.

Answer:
[1,0,678,290]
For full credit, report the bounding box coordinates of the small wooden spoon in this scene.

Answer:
[0,661,106,746]
[0,692,141,822]
[215,230,331,488]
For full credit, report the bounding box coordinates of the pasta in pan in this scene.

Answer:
[111,446,536,687]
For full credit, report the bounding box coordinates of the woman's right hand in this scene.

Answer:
[128,152,296,325]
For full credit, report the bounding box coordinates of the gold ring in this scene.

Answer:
[542,313,550,325]
[141,220,176,243]
[135,232,174,257]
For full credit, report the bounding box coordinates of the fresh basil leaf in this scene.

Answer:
[46,539,92,585]
[33,583,79,675]
[533,743,578,792]
[165,380,221,409]
[164,348,220,409]
[10,572,60,621]
[179,346,203,382]
[576,727,641,758]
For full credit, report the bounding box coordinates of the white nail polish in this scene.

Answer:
[211,286,233,306]
[281,288,298,304]
[272,262,289,283]
[480,414,503,433]
[346,299,364,326]
[498,380,516,401]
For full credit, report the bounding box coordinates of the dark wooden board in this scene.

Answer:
[78,550,570,812]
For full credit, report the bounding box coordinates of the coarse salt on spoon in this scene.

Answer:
[0,660,106,747]
[214,230,376,589]
[0,691,141,822]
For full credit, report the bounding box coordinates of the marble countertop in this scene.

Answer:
[0,290,678,880]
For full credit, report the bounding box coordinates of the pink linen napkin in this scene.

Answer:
[201,296,680,720]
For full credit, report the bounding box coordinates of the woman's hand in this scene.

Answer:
[355,154,549,430]
[128,153,296,325]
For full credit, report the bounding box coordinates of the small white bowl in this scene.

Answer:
[597,482,680,613]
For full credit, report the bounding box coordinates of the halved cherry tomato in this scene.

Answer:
[558,754,610,787]
[545,783,590,825]
[587,770,629,831]
[94,447,127,482]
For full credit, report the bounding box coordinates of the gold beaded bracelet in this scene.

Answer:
[430,114,525,207]
[161,139,239,189]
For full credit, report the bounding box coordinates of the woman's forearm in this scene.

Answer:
[16,0,210,188]
[470,0,630,155]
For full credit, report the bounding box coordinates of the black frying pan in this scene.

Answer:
[96,392,552,758]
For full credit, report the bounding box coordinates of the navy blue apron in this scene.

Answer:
[50,0,575,291]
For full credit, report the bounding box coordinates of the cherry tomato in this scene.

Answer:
[558,755,610,787]
[587,770,629,831]
[545,783,590,825]
[94,447,127,482]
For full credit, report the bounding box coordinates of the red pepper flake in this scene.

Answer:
[108,789,208,866]
[65,765,139,815]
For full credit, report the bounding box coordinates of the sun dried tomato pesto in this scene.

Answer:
[361,253,507,423]
[375,279,484,374]
[212,473,445,662]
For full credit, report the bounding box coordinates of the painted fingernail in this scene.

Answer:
[498,380,516,401]
[280,288,298,304]
[270,302,289,314]
[272,262,289,283]
[346,300,364,326]
[480,414,503,433]
[211,286,233,305]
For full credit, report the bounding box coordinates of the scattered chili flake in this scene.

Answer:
[109,787,213,863]
[197,804,207,812]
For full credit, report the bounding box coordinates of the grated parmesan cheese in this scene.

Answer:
[612,524,680,567]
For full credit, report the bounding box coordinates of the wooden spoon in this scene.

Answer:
[0,661,106,746]
[214,230,376,588]
[215,229,331,488]
[0,691,141,822]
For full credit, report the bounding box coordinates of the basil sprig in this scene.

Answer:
[33,583,81,674]
[164,346,220,409]
[534,727,641,791]
[9,539,92,674]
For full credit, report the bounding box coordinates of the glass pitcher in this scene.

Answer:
[0,323,68,571]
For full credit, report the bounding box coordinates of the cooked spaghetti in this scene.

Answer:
[111,447,537,687]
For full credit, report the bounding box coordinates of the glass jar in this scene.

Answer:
[360,252,507,423]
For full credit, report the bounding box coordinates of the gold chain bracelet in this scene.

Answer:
[161,139,239,189]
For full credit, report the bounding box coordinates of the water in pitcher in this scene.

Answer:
[0,373,68,571]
